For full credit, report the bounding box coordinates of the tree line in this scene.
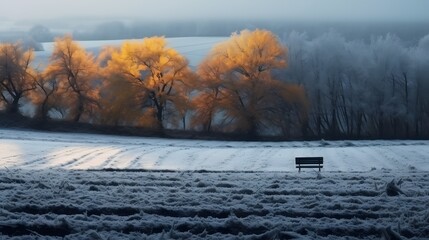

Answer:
[1,29,428,139]
[284,31,429,139]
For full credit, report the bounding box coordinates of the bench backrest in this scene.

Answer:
[295,157,323,164]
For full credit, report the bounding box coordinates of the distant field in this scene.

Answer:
[33,37,228,69]
[1,129,429,172]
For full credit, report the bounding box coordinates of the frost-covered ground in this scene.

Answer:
[1,129,428,172]
[0,129,429,239]
[33,37,228,69]
[0,169,428,239]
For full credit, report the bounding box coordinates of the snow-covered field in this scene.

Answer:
[1,129,428,172]
[33,37,228,70]
[1,129,429,239]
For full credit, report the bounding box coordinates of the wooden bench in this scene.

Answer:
[295,157,323,172]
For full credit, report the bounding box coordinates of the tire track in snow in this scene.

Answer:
[385,145,428,170]
[128,146,162,169]
[17,147,84,168]
[238,148,263,171]
[357,146,390,171]
[62,146,124,169]
[96,145,143,169]
[153,147,182,168]
[0,150,48,167]
[256,148,274,170]
[55,147,115,169]
[0,149,48,160]
[369,146,399,171]
[202,148,237,171]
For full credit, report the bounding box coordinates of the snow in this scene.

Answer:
[0,128,429,239]
[33,37,228,70]
[1,129,428,172]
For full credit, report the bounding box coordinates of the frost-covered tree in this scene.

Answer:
[366,34,411,137]
[410,34,429,137]
[283,31,309,85]
[283,30,428,139]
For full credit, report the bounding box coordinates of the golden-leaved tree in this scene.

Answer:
[96,46,151,127]
[44,35,99,122]
[29,71,64,120]
[193,29,307,136]
[0,43,37,114]
[104,37,194,129]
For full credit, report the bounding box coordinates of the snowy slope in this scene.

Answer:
[33,37,228,70]
[1,129,428,172]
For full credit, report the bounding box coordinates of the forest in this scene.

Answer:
[1,29,429,139]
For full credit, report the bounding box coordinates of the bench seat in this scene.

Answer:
[295,157,323,172]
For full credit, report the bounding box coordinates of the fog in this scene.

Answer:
[1,0,429,49]
[2,0,429,22]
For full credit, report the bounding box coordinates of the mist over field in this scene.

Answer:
[2,19,429,44]
[2,0,429,42]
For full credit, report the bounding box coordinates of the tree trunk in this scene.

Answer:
[6,96,21,114]
[40,97,50,120]
[356,112,362,138]
[246,116,258,138]
[206,111,213,133]
[156,105,164,130]
[378,112,384,138]
[316,89,322,137]
[403,73,409,138]
[182,115,186,130]
[73,96,84,122]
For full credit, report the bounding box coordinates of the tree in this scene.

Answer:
[95,46,142,126]
[193,29,307,137]
[283,30,428,139]
[97,71,148,127]
[0,43,37,114]
[367,34,410,138]
[29,73,59,120]
[411,34,429,137]
[45,35,99,122]
[105,37,194,129]
[191,55,224,132]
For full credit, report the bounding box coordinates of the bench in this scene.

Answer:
[295,157,323,172]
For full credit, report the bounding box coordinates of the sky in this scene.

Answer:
[1,0,429,22]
